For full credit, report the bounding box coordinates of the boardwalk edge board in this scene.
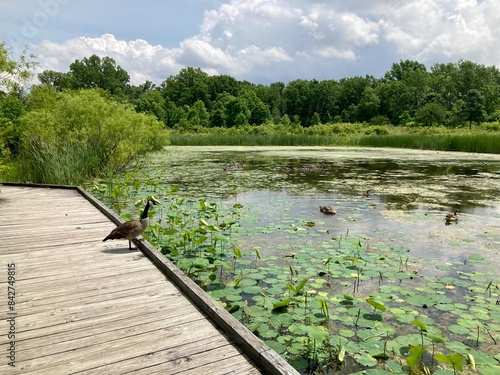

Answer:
[2,182,299,375]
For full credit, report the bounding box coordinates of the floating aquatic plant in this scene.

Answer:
[88,147,500,374]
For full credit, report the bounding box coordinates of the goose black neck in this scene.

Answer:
[140,201,152,220]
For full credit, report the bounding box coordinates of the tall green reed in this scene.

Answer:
[19,135,109,185]
[359,133,500,153]
[169,134,357,147]
[170,130,500,154]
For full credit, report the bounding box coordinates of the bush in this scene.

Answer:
[364,125,390,135]
[369,115,390,125]
[481,122,500,131]
[18,89,167,184]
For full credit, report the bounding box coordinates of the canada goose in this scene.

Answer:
[445,209,459,223]
[103,198,159,250]
[320,206,337,215]
[358,190,370,197]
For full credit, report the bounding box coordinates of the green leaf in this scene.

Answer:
[435,353,464,371]
[295,278,308,294]
[406,345,425,367]
[427,333,445,343]
[214,259,232,270]
[192,258,210,269]
[411,319,427,332]
[233,247,242,258]
[285,283,296,293]
[446,353,463,368]
[272,299,291,310]
[255,248,262,259]
[354,352,377,367]
[318,299,328,312]
[466,354,476,370]
[366,297,386,312]
[163,228,179,235]
[234,276,242,286]
[477,364,500,375]
[303,325,329,341]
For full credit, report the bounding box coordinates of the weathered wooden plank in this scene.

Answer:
[16,310,206,362]
[0,221,109,231]
[92,340,261,375]
[0,297,189,346]
[0,241,136,264]
[0,252,150,281]
[0,266,161,304]
[4,291,178,333]
[15,323,237,374]
[4,259,156,284]
[0,280,176,317]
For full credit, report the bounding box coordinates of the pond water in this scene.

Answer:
[100,146,500,373]
[151,146,500,273]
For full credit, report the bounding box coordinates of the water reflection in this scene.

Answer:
[151,147,500,271]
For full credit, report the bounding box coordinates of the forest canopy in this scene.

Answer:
[35,54,500,129]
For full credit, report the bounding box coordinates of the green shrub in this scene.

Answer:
[18,89,167,184]
[369,115,390,125]
[481,122,500,131]
[364,125,390,135]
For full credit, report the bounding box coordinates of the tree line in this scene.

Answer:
[35,54,500,130]
[2,43,500,158]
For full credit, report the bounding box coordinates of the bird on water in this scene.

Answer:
[358,190,370,197]
[445,209,459,223]
[320,206,337,215]
[103,197,160,250]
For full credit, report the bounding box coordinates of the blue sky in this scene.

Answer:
[1,0,499,85]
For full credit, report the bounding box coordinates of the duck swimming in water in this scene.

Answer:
[445,209,459,223]
[319,206,337,215]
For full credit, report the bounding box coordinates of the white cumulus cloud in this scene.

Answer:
[34,33,183,84]
[29,0,500,84]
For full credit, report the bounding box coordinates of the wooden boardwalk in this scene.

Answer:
[0,184,298,375]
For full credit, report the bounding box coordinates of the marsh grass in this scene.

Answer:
[169,133,355,146]
[359,132,500,153]
[170,126,500,154]
[19,136,109,185]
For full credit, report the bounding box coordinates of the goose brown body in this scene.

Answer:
[319,206,336,214]
[445,209,459,223]
[103,199,157,249]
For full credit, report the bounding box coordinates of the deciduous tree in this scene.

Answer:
[68,54,130,98]
[0,42,38,92]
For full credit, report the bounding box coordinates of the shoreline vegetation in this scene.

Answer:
[168,123,500,154]
[2,121,499,186]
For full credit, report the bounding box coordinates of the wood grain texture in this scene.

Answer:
[0,184,298,375]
